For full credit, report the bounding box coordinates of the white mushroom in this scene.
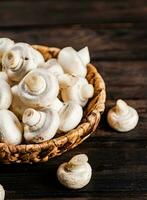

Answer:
[58,74,76,89]
[59,101,83,132]
[39,58,64,78]
[60,75,94,106]
[2,42,44,82]
[107,99,139,132]
[10,85,29,120]
[78,46,90,66]
[0,71,15,86]
[0,38,14,68]
[0,110,22,145]
[23,108,60,143]
[0,71,9,82]
[18,68,59,108]
[0,184,5,200]
[48,98,63,112]
[0,38,14,53]
[0,79,12,110]
[57,154,92,189]
[58,47,87,77]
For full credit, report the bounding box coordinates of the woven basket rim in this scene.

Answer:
[0,45,106,163]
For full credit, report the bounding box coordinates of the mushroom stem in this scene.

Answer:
[116,99,128,114]
[66,154,88,171]
[24,74,46,94]
[23,108,41,127]
[6,51,20,69]
[58,74,73,88]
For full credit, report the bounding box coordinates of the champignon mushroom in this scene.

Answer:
[107,99,139,132]
[58,47,87,77]
[0,79,12,110]
[0,38,14,69]
[60,75,94,106]
[59,101,83,132]
[23,108,60,143]
[10,85,29,120]
[48,98,64,112]
[0,184,5,200]
[39,58,64,78]
[0,38,14,53]
[18,68,59,108]
[2,42,44,82]
[57,154,92,189]
[0,110,22,145]
[0,71,15,86]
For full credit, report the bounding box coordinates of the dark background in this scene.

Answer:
[0,0,147,199]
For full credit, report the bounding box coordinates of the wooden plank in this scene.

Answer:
[0,0,147,26]
[95,61,147,99]
[6,194,147,200]
[107,86,147,99]
[96,61,147,86]
[0,26,147,60]
[1,140,147,199]
[7,196,147,200]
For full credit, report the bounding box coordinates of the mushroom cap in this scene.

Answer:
[78,46,90,66]
[0,110,22,145]
[2,42,44,82]
[81,84,94,99]
[40,58,64,77]
[23,108,60,143]
[0,71,15,86]
[18,68,59,108]
[0,79,12,110]
[10,85,28,120]
[58,47,87,77]
[59,101,83,132]
[107,99,139,132]
[58,74,77,89]
[0,184,5,200]
[0,38,14,53]
[61,76,94,106]
[48,98,63,112]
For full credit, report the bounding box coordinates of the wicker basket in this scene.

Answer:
[0,45,106,164]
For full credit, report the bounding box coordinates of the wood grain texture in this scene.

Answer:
[0,0,147,27]
[0,26,147,60]
[96,61,147,99]
[1,139,147,199]
[2,26,147,49]
[6,196,147,200]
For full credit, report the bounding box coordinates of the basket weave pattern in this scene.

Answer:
[0,45,106,163]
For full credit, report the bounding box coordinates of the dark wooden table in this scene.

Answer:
[0,0,147,199]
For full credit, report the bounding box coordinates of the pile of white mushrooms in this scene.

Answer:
[0,38,94,145]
